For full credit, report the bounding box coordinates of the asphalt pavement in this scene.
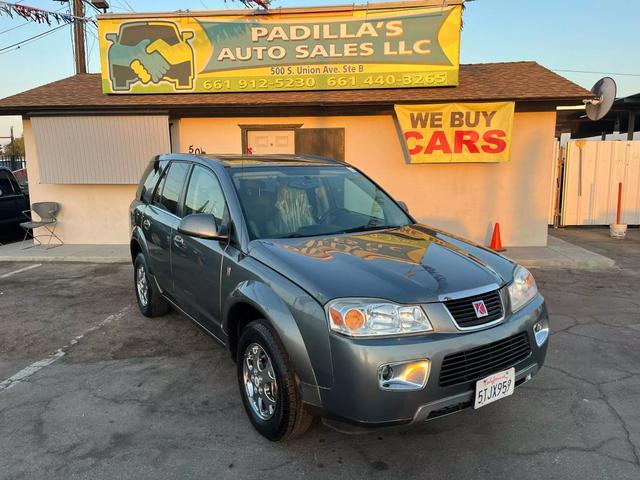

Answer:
[0,227,639,479]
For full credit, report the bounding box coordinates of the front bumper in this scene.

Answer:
[313,294,549,432]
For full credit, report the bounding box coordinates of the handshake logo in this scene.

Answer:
[105,21,195,92]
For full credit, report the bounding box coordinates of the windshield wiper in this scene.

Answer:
[275,233,308,238]
[272,232,329,239]
[271,225,399,239]
[336,224,398,234]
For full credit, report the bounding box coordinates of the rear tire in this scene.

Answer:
[134,253,169,317]
[237,320,313,441]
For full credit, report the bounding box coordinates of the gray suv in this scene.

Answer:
[130,154,549,441]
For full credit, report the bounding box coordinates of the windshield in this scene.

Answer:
[230,166,412,240]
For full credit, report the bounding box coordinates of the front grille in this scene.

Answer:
[445,289,504,329]
[439,332,531,387]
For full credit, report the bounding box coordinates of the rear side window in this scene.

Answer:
[183,166,229,226]
[139,160,168,203]
[155,162,190,215]
[152,171,167,207]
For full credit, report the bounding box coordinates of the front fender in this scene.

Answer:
[224,279,331,407]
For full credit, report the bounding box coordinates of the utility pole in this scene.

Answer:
[73,0,87,74]
[9,127,17,170]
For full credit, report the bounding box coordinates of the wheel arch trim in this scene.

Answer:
[223,280,322,406]
[130,227,150,267]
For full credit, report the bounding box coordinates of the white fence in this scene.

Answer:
[560,140,640,226]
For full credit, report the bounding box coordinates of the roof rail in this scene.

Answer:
[286,154,348,165]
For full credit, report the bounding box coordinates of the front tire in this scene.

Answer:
[134,253,169,317]
[237,320,313,441]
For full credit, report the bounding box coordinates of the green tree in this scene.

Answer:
[1,136,25,157]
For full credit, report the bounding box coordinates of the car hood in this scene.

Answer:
[248,224,517,305]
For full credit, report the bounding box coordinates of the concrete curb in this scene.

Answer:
[512,257,617,270]
[0,255,129,264]
[0,235,615,270]
[0,244,130,264]
[505,235,617,270]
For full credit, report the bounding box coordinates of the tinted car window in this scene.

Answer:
[0,171,17,195]
[154,162,190,215]
[183,166,228,225]
[139,160,168,203]
[152,170,167,206]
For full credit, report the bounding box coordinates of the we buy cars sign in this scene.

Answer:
[394,102,515,163]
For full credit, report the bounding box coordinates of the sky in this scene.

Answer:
[0,0,639,145]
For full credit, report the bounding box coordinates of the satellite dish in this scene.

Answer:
[584,77,617,121]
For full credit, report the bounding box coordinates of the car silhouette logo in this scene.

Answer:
[105,21,195,92]
[472,300,488,318]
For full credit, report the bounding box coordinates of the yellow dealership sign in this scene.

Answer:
[394,102,515,163]
[98,3,461,94]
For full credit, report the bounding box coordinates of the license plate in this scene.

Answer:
[474,368,515,409]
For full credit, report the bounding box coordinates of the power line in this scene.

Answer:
[0,5,69,35]
[67,2,75,68]
[0,22,69,54]
[0,1,94,22]
[552,69,640,78]
[0,20,30,35]
[83,0,102,14]
[113,0,135,12]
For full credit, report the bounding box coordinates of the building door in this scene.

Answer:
[295,128,345,161]
[247,130,295,155]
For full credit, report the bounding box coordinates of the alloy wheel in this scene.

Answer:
[136,264,149,307]
[243,343,278,420]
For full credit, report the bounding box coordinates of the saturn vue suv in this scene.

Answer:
[129,153,550,441]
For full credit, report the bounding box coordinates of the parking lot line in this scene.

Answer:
[0,305,132,393]
[0,264,42,279]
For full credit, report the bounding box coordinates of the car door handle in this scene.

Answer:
[142,218,151,229]
[173,235,185,248]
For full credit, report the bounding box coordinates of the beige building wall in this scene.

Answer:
[23,111,556,246]
[177,111,557,246]
[23,120,137,245]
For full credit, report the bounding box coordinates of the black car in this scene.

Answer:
[0,167,29,229]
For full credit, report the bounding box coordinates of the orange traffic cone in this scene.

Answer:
[490,223,506,252]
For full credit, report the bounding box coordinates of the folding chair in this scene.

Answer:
[20,202,63,249]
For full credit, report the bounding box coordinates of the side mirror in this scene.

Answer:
[397,201,409,214]
[178,213,228,241]
[182,31,194,42]
[105,33,118,43]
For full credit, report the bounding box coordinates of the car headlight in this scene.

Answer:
[508,266,538,312]
[326,299,432,337]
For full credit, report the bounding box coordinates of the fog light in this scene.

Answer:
[378,360,430,391]
[533,319,549,346]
